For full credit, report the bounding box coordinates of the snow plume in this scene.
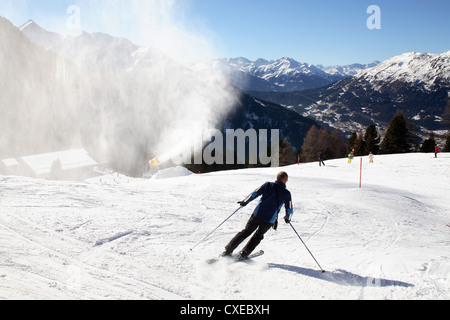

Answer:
[85,0,218,65]
[85,0,240,174]
[0,1,238,176]
[119,54,239,174]
[0,17,88,159]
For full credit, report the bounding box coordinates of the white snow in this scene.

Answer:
[150,166,194,180]
[0,153,449,300]
[1,159,19,167]
[355,51,450,90]
[20,149,98,176]
[219,57,377,81]
[221,57,335,83]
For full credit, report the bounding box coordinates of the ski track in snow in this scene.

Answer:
[0,153,449,300]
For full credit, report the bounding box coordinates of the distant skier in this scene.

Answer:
[319,152,325,166]
[221,171,293,260]
[435,146,440,158]
[369,152,374,163]
[347,149,355,164]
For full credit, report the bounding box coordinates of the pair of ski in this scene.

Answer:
[206,250,264,265]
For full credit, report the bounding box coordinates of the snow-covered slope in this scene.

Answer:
[318,61,381,77]
[354,51,450,91]
[224,57,333,80]
[1,153,449,300]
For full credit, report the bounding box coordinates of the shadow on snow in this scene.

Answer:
[268,263,414,288]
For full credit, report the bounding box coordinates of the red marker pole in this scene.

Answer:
[359,157,363,188]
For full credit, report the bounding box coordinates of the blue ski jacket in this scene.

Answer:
[243,180,293,224]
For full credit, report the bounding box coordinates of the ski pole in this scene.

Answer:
[289,222,325,273]
[190,207,242,251]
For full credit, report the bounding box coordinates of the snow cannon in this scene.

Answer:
[150,157,160,167]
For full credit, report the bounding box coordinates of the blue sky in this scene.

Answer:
[1,0,449,65]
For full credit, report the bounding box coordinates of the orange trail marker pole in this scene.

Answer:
[359,157,363,188]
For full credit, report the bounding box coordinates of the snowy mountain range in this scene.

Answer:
[19,19,167,74]
[309,51,450,134]
[20,19,377,91]
[18,18,317,145]
[252,51,450,138]
[203,57,379,92]
[355,51,450,90]
[8,18,450,159]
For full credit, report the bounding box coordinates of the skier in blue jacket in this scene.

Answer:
[222,171,293,260]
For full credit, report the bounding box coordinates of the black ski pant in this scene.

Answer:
[225,215,273,256]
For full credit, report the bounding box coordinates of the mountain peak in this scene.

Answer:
[19,19,43,32]
[214,56,377,92]
[356,50,450,88]
[19,19,63,50]
[19,19,34,30]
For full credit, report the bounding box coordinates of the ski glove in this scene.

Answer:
[284,215,291,224]
[238,201,248,207]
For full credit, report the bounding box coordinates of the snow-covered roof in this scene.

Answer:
[1,158,19,167]
[20,149,98,175]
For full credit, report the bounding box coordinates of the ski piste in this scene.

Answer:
[206,250,265,264]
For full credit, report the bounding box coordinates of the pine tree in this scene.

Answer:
[443,99,450,128]
[380,112,411,154]
[404,115,421,152]
[364,124,381,155]
[317,127,346,160]
[420,133,436,153]
[279,138,296,166]
[301,125,320,162]
[353,131,365,156]
[301,126,346,162]
[317,127,329,155]
[346,132,357,156]
[444,132,450,152]
[328,130,347,159]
